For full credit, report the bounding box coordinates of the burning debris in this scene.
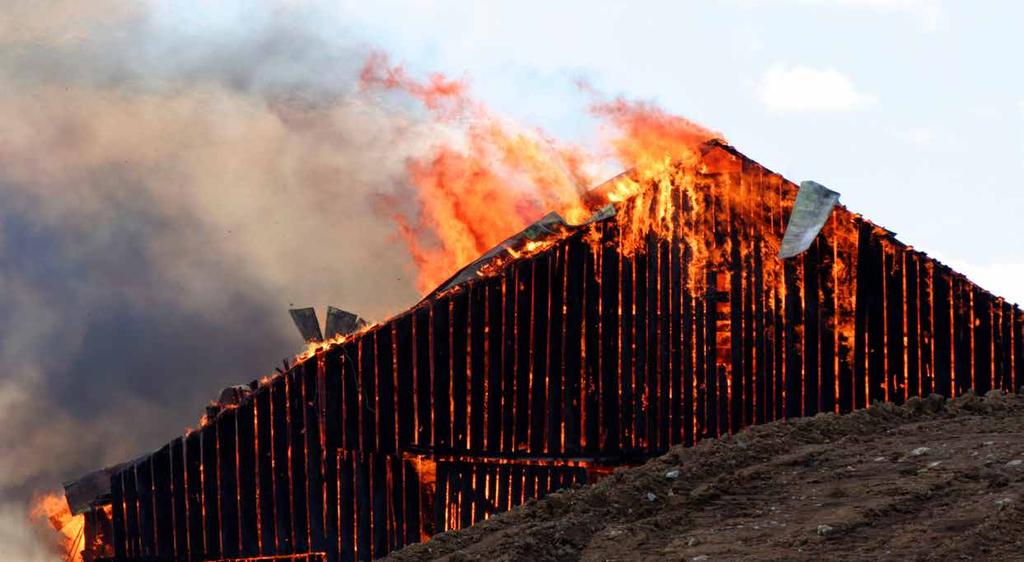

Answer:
[71,139,1021,562]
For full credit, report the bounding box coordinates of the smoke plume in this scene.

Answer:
[0,2,434,557]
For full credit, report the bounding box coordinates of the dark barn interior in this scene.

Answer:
[73,141,1022,562]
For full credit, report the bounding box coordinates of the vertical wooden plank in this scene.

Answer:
[271,375,293,553]
[403,459,421,547]
[377,327,397,454]
[136,458,155,557]
[905,252,921,398]
[802,237,821,416]
[255,384,277,554]
[323,349,343,562]
[1002,302,1015,391]
[531,252,551,454]
[754,241,767,423]
[413,307,432,448]
[236,397,259,556]
[547,245,566,455]
[865,232,886,404]
[584,239,602,454]
[819,232,837,413]
[496,463,510,515]
[885,246,906,402]
[459,463,473,530]
[485,277,504,453]
[356,454,372,561]
[620,250,636,450]
[933,268,953,397]
[289,369,310,554]
[772,289,785,421]
[645,233,661,446]
[201,423,221,559]
[510,465,523,508]
[372,455,388,558]
[953,278,972,396]
[305,358,327,557]
[217,408,240,558]
[360,335,378,453]
[501,270,517,453]
[451,290,469,451]
[703,270,718,436]
[390,456,405,550]
[124,465,140,558]
[659,237,671,446]
[433,462,448,534]
[634,239,649,447]
[973,288,993,395]
[1014,307,1023,391]
[523,465,537,505]
[433,298,452,451]
[994,301,1007,392]
[396,314,415,450]
[671,194,686,444]
[742,240,756,426]
[111,471,126,560]
[469,281,487,453]
[515,259,534,452]
[342,341,361,452]
[600,224,620,453]
[339,452,355,562]
[784,258,803,418]
[918,260,934,397]
[564,236,585,455]
[170,437,188,560]
[152,446,173,560]
[853,222,870,410]
[184,431,204,561]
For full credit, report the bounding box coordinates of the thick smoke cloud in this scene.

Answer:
[0,2,431,557]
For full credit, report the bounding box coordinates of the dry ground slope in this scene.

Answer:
[387,391,1024,561]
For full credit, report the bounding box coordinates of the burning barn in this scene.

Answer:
[69,141,1022,561]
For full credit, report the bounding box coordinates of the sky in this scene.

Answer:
[0,1,1021,559]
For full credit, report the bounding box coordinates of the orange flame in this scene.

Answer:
[30,492,84,562]
[361,53,721,295]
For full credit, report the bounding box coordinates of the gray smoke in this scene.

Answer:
[0,2,431,557]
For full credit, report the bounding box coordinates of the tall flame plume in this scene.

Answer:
[361,53,721,295]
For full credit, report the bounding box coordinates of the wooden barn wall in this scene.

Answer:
[109,146,1022,561]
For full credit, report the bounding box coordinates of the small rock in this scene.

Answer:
[910,447,931,456]
[983,441,996,447]
[816,524,834,536]
[996,498,1014,511]
[666,469,681,479]
[1007,460,1023,468]
[927,461,943,469]
[873,456,886,462]
[646,492,657,502]
[692,556,709,561]
[687,536,701,547]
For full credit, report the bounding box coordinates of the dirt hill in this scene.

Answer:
[387,391,1024,561]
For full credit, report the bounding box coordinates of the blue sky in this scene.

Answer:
[329,0,1023,302]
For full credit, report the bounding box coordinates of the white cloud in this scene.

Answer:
[757,64,878,112]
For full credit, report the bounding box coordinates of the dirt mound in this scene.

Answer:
[387,391,1024,561]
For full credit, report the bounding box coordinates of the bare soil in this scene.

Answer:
[387,391,1024,561]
